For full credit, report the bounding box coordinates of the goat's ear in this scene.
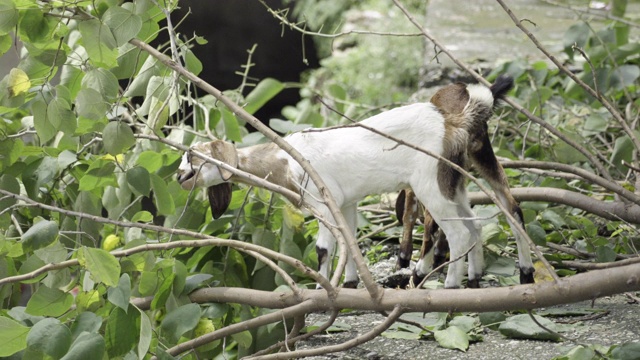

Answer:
[209,141,238,180]
[395,189,406,226]
[207,183,233,219]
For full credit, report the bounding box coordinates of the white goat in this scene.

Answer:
[176,76,534,289]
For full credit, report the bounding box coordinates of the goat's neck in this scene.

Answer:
[235,143,295,192]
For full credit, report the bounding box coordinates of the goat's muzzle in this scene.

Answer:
[177,170,195,186]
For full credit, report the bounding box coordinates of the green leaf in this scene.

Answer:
[137,309,152,359]
[611,342,640,360]
[82,68,119,102]
[78,19,118,68]
[21,219,59,252]
[244,78,285,114]
[526,221,547,246]
[61,332,105,360]
[104,307,138,358]
[131,210,153,223]
[150,173,175,216]
[611,135,634,172]
[595,245,617,263]
[269,119,311,134]
[448,315,478,333]
[25,285,73,317]
[102,121,135,155]
[47,97,77,135]
[220,107,242,142]
[0,173,19,210]
[78,247,121,287]
[136,151,164,172]
[32,98,57,143]
[0,0,18,35]
[76,88,108,120]
[434,326,469,351]
[78,161,118,191]
[562,345,596,360]
[498,314,561,341]
[102,6,142,46]
[541,209,566,229]
[18,8,51,43]
[160,303,201,343]
[107,273,131,312]
[478,312,506,330]
[26,318,71,359]
[184,48,202,76]
[231,330,253,349]
[70,312,103,339]
[0,316,29,357]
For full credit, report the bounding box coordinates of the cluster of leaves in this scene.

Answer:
[0,0,318,358]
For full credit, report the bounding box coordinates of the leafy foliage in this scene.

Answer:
[0,0,638,359]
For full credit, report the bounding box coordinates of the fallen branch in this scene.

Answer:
[133,262,640,313]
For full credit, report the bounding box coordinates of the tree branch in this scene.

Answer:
[141,262,640,312]
[468,187,640,223]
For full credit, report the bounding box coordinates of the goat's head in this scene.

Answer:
[177,140,238,219]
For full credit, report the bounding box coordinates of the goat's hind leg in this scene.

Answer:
[412,211,444,286]
[395,189,420,270]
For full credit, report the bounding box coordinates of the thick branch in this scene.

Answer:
[468,187,640,223]
[500,159,640,205]
[145,262,640,312]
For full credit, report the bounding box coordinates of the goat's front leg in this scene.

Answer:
[416,191,483,289]
[315,204,359,289]
[471,135,535,284]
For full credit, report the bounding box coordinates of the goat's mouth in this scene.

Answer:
[178,171,195,185]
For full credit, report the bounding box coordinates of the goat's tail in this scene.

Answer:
[463,75,514,125]
[489,75,514,106]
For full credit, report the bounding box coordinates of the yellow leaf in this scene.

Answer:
[283,203,304,229]
[100,153,124,164]
[7,68,30,97]
[533,260,555,283]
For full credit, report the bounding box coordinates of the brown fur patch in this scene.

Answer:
[208,141,238,180]
[397,189,420,269]
[432,84,472,200]
[431,83,469,116]
[237,143,296,193]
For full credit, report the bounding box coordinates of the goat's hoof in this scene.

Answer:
[411,270,426,288]
[396,257,411,270]
[342,280,359,289]
[467,278,481,288]
[520,267,535,284]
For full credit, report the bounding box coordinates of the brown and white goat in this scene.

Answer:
[176,76,534,288]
